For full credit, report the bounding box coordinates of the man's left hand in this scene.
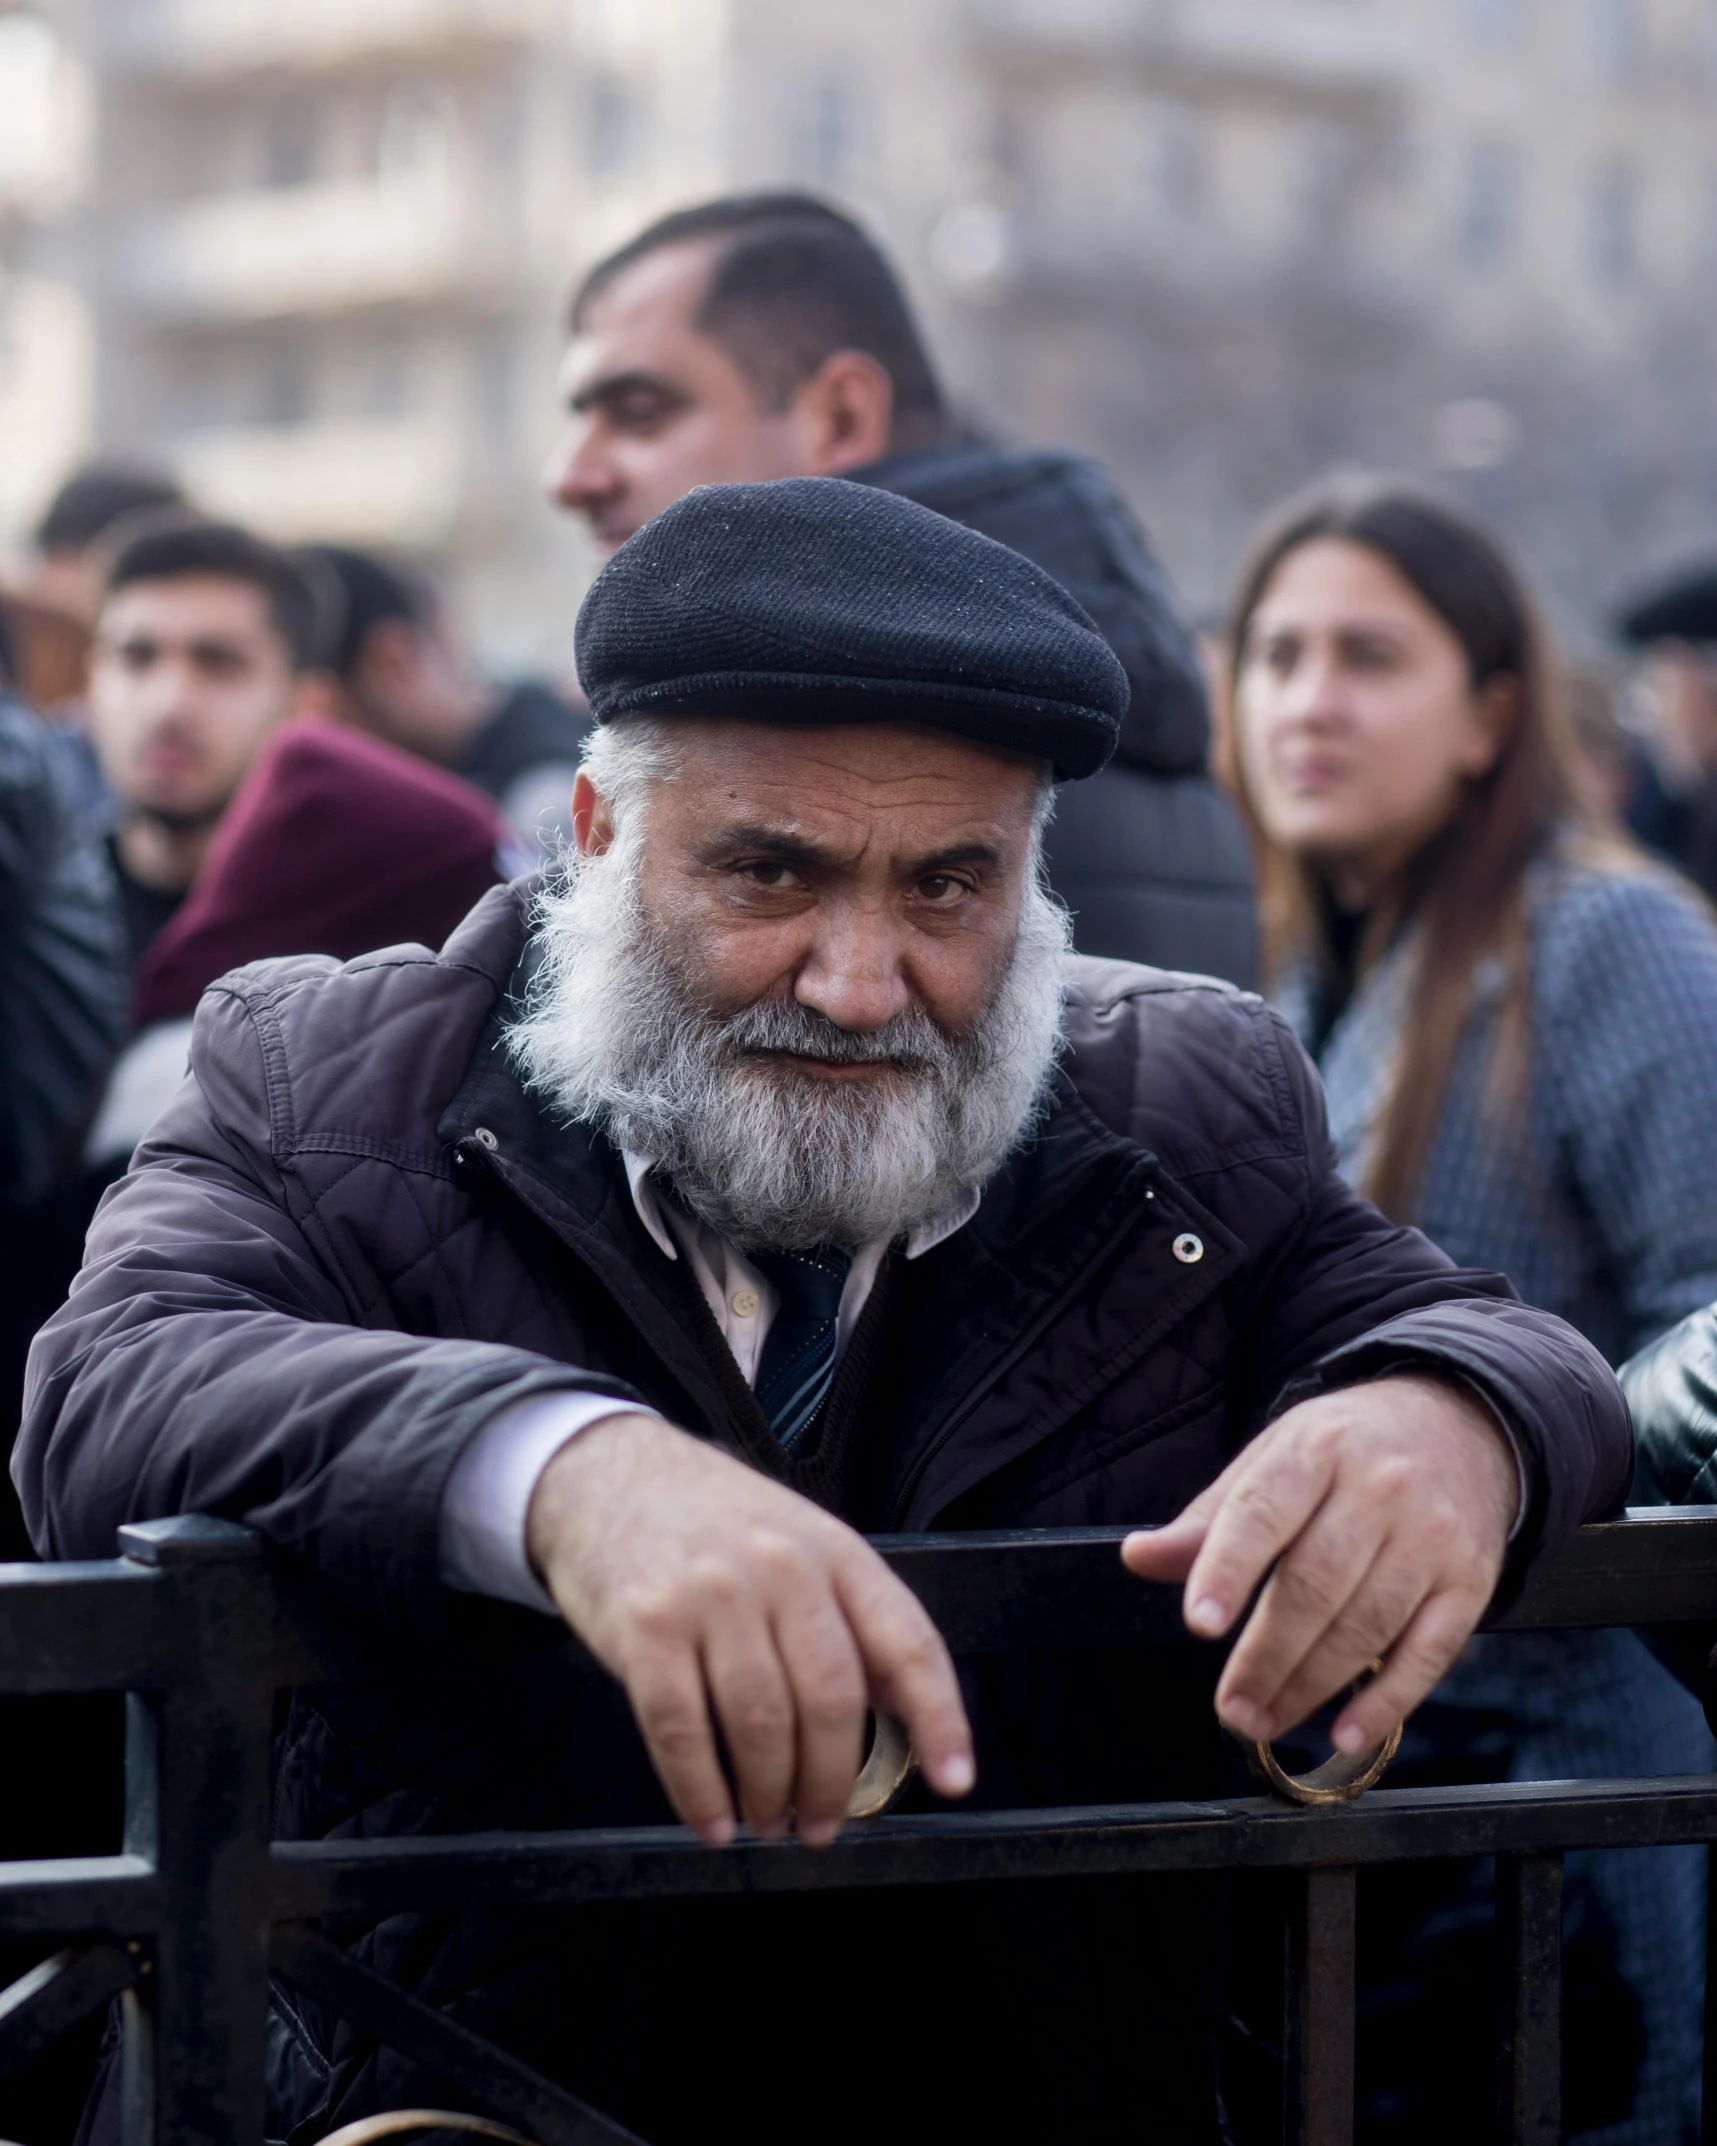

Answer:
[1121,1373,1517,1756]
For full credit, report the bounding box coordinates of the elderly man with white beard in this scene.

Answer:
[21,481,1629,2146]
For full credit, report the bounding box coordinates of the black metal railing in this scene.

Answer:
[3,1507,1717,2146]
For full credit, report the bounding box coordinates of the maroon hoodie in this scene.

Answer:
[132,718,506,1028]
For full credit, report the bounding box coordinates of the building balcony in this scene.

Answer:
[109,0,554,77]
[968,0,1411,102]
[170,415,465,544]
[126,173,509,320]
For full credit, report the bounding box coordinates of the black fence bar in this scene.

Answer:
[1284,1864,1356,2146]
[270,1927,646,2146]
[1705,1848,1717,2146]
[116,1520,276,2146]
[0,1943,137,2080]
[267,1775,1717,1920]
[0,1509,1714,2146]
[1499,1853,1563,2146]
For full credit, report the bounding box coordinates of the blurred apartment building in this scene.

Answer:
[0,0,1713,665]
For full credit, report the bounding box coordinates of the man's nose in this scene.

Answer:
[544,424,617,517]
[793,915,912,1033]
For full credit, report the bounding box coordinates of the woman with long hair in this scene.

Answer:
[1227,475,1717,2144]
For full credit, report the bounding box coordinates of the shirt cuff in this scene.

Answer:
[439,1391,661,1612]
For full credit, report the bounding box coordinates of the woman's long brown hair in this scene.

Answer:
[1228,475,1588,1221]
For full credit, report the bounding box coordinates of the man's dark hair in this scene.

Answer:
[297,543,434,679]
[570,191,944,425]
[104,518,319,671]
[35,464,185,554]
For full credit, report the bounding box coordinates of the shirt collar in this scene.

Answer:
[621,1150,981,1264]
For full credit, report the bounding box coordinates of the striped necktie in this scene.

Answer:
[748,1244,854,1449]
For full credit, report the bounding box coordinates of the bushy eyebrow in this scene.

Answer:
[701,825,1006,876]
[568,367,683,415]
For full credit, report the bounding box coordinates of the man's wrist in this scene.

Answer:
[524,1408,673,1586]
[1359,1363,1529,1544]
[439,1392,670,1613]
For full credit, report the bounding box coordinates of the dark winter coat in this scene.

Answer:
[857,444,1258,985]
[19,880,1627,2145]
[0,702,126,1208]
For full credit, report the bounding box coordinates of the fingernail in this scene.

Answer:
[939,1753,975,1796]
[1334,1722,1367,1755]
[1222,1699,1262,1738]
[800,1818,839,1849]
[704,1817,735,1848]
[1188,1595,1227,1636]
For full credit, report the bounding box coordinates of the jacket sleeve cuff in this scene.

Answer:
[439,1391,667,1613]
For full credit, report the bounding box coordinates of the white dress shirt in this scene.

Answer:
[439,1155,980,1613]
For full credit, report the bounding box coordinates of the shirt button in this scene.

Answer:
[1172,1233,1204,1264]
[731,1288,761,1318]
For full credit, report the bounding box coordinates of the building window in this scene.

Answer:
[584,72,634,177]
[255,339,311,428]
[262,101,319,189]
[1588,0,1640,78]
[1459,139,1519,270]
[1588,162,1638,283]
[379,83,454,182]
[799,68,861,189]
[361,331,412,419]
[1153,102,1207,222]
[1467,0,1527,49]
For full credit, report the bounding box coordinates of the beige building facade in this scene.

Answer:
[2,0,1713,666]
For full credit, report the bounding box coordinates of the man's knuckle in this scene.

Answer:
[802,1679,865,1732]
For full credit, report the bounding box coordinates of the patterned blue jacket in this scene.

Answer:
[1276,847,1717,1367]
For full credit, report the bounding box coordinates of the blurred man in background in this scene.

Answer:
[302,542,587,854]
[1617,565,1717,901]
[547,190,1257,984]
[88,518,323,972]
[4,464,188,720]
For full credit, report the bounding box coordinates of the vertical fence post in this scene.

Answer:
[1702,1847,1717,2146]
[1497,1851,1562,2146]
[118,1519,277,2146]
[1283,1864,1356,2146]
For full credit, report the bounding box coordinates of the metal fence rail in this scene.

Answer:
[1,1507,1715,2146]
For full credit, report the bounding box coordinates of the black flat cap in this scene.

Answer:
[1618,566,1717,647]
[574,477,1128,779]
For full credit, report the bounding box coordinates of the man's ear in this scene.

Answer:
[571,769,615,857]
[795,350,895,476]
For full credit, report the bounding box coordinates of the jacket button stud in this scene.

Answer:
[1172,1233,1204,1264]
[474,1127,499,1151]
[731,1288,760,1318]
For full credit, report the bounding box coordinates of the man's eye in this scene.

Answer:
[917,875,967,902]
[611,392,673,433]
[737,861,799,889]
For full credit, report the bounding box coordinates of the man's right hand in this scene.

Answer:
[525,1412,975,1847]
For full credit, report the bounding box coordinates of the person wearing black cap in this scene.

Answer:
[22,481,1628,2146]
[1616,565,1717,898]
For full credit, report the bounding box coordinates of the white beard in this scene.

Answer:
[506,834,1070,1252]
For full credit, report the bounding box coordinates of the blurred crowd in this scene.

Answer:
[6,188,1717,2143]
